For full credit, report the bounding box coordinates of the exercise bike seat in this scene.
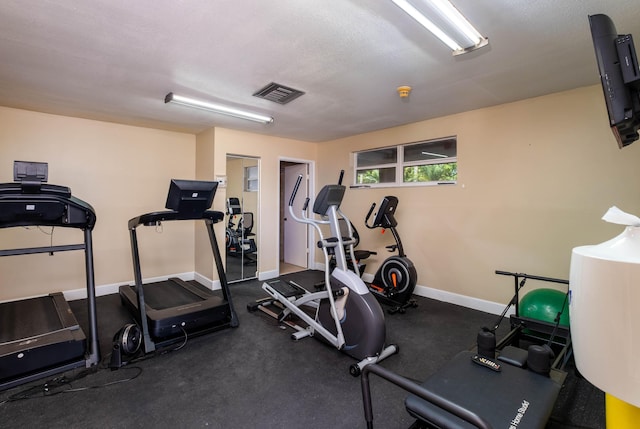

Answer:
[340,219,376,261]
[405,351,563,429]
[354,249,376,260]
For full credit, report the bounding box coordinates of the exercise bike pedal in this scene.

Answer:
[387,299,418,315]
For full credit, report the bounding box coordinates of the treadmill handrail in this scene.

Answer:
[128,210,224,230]
[0,182,71,197]
[0,243,86,257]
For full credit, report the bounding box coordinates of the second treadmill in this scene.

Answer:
[118,179,239,356]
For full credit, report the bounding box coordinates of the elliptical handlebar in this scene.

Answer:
[288,174,328,232]
[287,171,359,269]
[289,175,303,207]
[288,175,310,212]
[288,170,347,225]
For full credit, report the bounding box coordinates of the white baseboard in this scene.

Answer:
[413,284,512,317]
[194,272,219,290]
[310,262,510,317]
[64,268,281,300]
[63,272,197,301]
[361,272,374,283]
[62,268,510,317]
[64,269,277,300]
[259,269,278,281]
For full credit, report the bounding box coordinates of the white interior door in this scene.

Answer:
[283,163,308,267]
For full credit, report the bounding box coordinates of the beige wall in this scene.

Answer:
[209,127,318,279]
[3,84,638,309]
[194,128,216,281]
[0,107,196,301]
[317,85,640,305]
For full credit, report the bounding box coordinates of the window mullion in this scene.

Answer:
[397,145,404,183]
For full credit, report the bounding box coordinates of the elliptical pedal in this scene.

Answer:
[266,279,307,298]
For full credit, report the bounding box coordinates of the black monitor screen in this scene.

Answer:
[589,14,640,148]
[312,184,345,216]
[372,196,398,229]
[165,179,218,217]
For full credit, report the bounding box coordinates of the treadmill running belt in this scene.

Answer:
[0,296,66,343]
[119,278,231,340]
[141,280,207,310]
[0,293,87,383]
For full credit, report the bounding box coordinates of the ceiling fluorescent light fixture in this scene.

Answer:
[391,0,488,55]
[165,93,274,124]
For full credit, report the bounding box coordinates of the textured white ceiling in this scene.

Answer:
[0,0,638,142]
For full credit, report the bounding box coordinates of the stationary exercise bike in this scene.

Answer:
[248,172,398,376]
[362,196,417,314]
[225,197,257,260]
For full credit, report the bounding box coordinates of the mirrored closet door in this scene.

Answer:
[225,155,259,283]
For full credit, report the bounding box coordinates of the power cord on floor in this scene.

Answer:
[2,326,190,406]
[169,326,189,351]
[0,365,143,405]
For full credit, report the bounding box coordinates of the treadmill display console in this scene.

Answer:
[165,179,218,218]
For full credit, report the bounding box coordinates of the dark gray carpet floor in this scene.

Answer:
[0,270,605,428]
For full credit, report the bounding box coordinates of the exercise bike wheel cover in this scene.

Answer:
[379,257,412,294]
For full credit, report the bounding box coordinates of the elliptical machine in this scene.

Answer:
[249,172,398,376]
[363,196,418,314]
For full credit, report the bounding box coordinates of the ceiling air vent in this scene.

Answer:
[253,82,305,105]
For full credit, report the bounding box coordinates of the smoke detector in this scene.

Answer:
[397,86,412,98]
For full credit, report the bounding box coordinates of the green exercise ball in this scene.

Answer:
[520,288,570,327]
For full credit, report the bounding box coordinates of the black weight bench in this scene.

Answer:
[406,350,562,428]
[362,350,564,429]
[362,270,571,428]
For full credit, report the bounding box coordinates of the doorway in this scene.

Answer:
[279,160,312,275]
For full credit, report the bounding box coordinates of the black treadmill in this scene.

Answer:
[0,161,100,391]
[118,179,239,354]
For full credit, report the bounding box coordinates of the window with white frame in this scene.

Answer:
[354,137,457,186]
[244,165,259,192]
